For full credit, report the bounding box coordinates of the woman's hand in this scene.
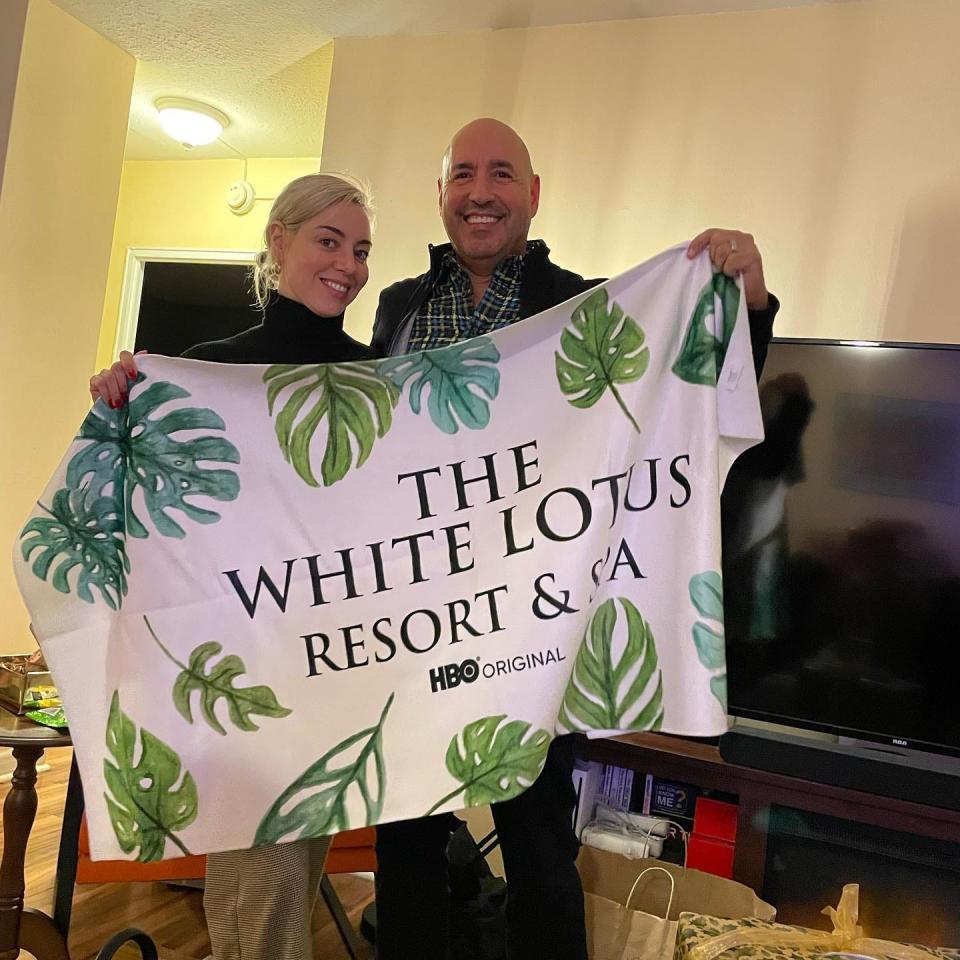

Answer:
[89,350,147,408]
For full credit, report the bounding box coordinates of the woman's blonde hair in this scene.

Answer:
[252,171,374,309]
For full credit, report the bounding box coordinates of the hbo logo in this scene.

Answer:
[429,658,480,693]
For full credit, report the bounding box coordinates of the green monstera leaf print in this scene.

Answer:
[264,362,399,486]
[689,571,727,707]
[379,337,501,434]
[555,288,649,434]
[67,378,240,538]
[20,488,129,609]
[20,375,240,608]
[254,694,393,845]
[103,690,198,861]
[143,616,291,736]
[557,598,664,733]
[672,270,741,386]
[426,716,551,815]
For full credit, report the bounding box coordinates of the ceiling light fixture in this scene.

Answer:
[155,97,229,148]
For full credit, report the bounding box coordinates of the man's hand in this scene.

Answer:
[687,229,769,311]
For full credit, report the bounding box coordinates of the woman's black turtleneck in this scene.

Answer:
[180,293,374,365]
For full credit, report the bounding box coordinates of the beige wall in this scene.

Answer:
[0,0,29,195]
[322,0,960,347]
[0,0,133,654]
[96,157,321,370]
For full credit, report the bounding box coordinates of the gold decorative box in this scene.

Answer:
[0,655,61,714]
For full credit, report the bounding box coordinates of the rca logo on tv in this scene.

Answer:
[429,658,480,693]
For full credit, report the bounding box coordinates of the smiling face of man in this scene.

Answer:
[439,119,541,274]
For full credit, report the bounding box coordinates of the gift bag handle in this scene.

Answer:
[624,865,676,919]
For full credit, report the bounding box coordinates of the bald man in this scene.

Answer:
[370,118,779,960]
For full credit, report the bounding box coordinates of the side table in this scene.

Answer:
[0,707,158,960]
[0,707,71,960]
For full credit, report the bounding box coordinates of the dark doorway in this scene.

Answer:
[133,261,263,357]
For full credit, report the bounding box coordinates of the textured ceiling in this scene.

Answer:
[53,0,852,161]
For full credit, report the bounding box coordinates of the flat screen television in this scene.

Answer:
[721,338,960,765]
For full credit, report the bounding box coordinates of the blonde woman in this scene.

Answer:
[89,172,376,960]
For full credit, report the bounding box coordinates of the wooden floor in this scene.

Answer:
[0,748,375,960]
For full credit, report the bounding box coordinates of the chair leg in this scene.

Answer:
[52,754,84,938]
[319,875,365,959]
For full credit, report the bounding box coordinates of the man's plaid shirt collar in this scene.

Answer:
[428,238,548,283]
[407,240,547,353]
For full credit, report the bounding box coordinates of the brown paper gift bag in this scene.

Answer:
[578,846,776,960]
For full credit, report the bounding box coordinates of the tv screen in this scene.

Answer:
[722,338,960,759]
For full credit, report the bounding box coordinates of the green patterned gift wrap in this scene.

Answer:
[675,886,957,960]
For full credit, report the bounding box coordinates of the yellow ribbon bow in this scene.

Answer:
[689,885,941,960]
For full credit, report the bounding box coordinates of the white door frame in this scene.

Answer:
[114,248,258,354]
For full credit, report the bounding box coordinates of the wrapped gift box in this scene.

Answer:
[0,655,61,714]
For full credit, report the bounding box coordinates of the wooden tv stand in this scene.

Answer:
[575,732,960,893]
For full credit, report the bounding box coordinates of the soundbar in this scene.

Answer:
[719,728,960,812]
